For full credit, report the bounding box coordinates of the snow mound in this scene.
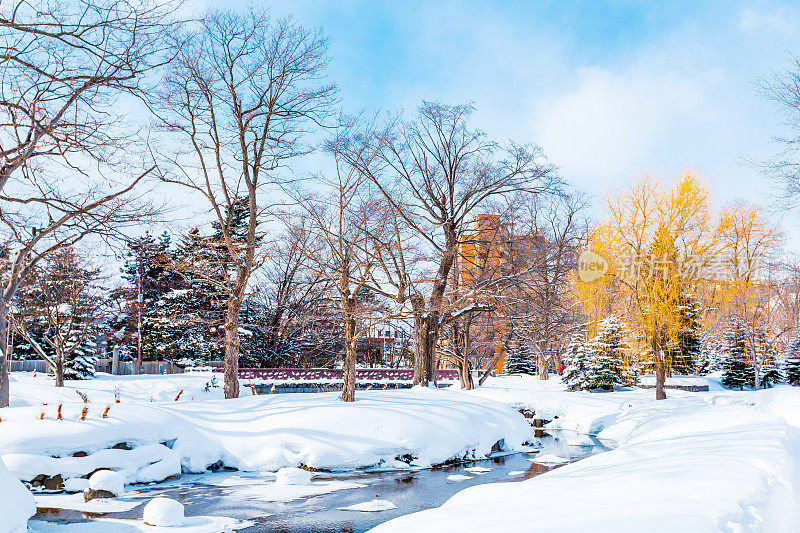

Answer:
[143,497,185,527]
[64,477,89,493]
[88,469,125,495]
[0,457,35,533]
[274,467,312,485]
[506,471,525,476]
[446,474,472,481]
[337,499,397,512]
[464,466,491,473]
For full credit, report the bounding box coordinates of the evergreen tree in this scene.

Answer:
[695,334,720,375]
[722,316,755,390]
[239,296,271,368]
[504,339,536,375]
[783,332,800,385]
[562,337,590,391]
[759,347,783,389]
[111,232,182,361]
[670,296,702,374]
[586,316,632,390]
[63,334,98,380]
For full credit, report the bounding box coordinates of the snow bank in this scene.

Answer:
[1,377,532,485]
[375,379,800,532]
[28,515,250,532]
[0,457,35,533]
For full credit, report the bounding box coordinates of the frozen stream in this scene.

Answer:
[29,430,610,532]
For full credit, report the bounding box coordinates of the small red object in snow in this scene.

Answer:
[33,370,37,378]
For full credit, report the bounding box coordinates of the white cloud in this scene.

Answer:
[533,65,717,187]
[738,8,796,36]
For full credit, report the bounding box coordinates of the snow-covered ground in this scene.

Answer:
[1,372,530,478]
[373,375,800,532]
[7,371,800,532]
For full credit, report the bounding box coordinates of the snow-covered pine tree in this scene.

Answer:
[671,296,702,374]
[722,316,755,390]
[111,232,183,361]
[586,316,630,391]
[562,337,589,391]
[63,333,98,380]
[238,296,272,368]
[759,346,783,389]
[783,332,800,385]
[504,339,536,375]
[695,334,720,375]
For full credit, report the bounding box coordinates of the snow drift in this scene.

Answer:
[0,377,532,487]
[0,457,36,533]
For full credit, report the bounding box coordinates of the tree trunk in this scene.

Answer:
[342,311,357,402]
[457,326,474,390]
[223,301,242,399]
[538,348,550,380]
[112,344,120,375]
[653,330,666,400]
[458,354,473,390]
[753,359,760,391]
[55,352,64,387]
[413,313,438,386]
[0,300,9,407]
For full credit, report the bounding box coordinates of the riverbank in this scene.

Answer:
[0,372,531,489]
[373,375,800,532]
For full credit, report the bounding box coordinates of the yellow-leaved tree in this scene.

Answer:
[578,172,722,399]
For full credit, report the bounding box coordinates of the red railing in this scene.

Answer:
[228,367,459,382]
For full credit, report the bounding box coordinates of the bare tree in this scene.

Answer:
[0,0,177,406]
[151,10,335,399]
[344,102,556,386]
[13,246,105,386]
[504,190,589,379]
[295,126,401,401]
[245,221,333,367]
[760,56,800,206]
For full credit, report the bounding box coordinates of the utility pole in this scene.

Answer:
[136,246,143,375]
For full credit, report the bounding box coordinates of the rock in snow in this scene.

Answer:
[337,499,398,512]
[88,469,124,496]
[274,467,312,485]
[143,497,186,527]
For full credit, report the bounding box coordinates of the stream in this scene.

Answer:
[29,430,611,532]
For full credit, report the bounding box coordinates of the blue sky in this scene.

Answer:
[191,0,800,231]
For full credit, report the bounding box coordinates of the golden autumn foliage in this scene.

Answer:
[575,171,778,398]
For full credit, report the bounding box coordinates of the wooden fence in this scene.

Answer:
[5,359,211,375]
